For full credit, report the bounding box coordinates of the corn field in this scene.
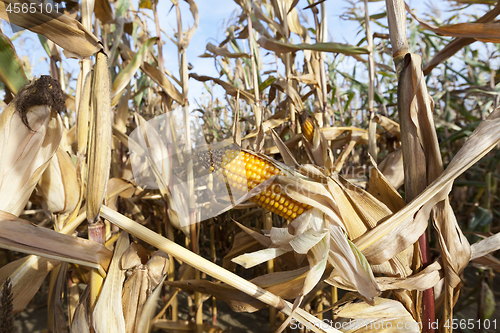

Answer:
[1,0,500,332]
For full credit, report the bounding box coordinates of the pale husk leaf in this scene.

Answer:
[37,147,79,215]
[334,297,420,333]
[86,51,112,223]
[0,101,63,216]
[93,232,130,333]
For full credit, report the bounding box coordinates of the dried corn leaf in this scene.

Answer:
[334,297,420,332]
[471,232,500,260]
[373,115,400,140]
[0,256,59,312]
[206,42,249,58]
[354,104,500,265]
[122,266,149,333]
[0,0,100,58]
[222,231,265,270]
[142,62,183,104]
[422,1,500,74]
[93,232,130,333]
[136,275,166,333]
[407,3,500,43]
[190,73,254,103]
[94,0,113,24]
[166,280,266,313]
[47,263,68,332]
[377,148,404,189]
[367,156,405,214]
[258,37,369,54]
[76,71,92,158]
[70,286,91,333]
[0,210,111,271]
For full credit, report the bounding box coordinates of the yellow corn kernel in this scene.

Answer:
[299,112,315,143]
[200,148,312,220]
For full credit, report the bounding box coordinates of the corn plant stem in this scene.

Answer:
[319,2,328,126]
[364,0,377,161]
[247,10,263,152]
[153,288,180,322]
[282,0,295,134]
[385,0,434,330]
[210,222,217,325]
[384,0,408,71]
[100,205,340,333]
[264,212,276,329]
[153,0,165,74]
[175,2,201,330]
[166,217,178,320]
[330,286,337,320]
[88,221,105,310]
[247,12,260,106]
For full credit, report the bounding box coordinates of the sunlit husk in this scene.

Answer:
[0,91,63,216]
[37,147,79,215]
[86,51,112,223]
[92,232,129,333]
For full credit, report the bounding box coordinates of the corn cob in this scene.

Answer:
[197,148,311,220]
[299,111,315,143]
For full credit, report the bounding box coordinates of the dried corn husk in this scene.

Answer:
[121,245,169,333]
[92,232,130,333]
[37,147,79,216]
[0,77,63,216]
[86,51,112,223]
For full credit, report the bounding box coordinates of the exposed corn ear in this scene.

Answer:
[299,111,315,143]
[86,51,112,223]
[198,148,311,220]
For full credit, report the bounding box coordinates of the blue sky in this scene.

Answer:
[2,0,491,106]
[2,0,375,104]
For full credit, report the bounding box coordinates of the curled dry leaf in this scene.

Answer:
[205,42,250,58]
[407,3,500,43]
[190,73,255,103]
[37,147,80,215]
[93,232,130,333]
[258,37,369,55]
[333,297,420,332]
[422,2,500,74]
[0,210,112,272]
[233,208,380,304]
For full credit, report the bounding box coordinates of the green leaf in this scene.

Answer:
[117,0,131,17]
[111,37,158,106]
[0,32,28,94]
